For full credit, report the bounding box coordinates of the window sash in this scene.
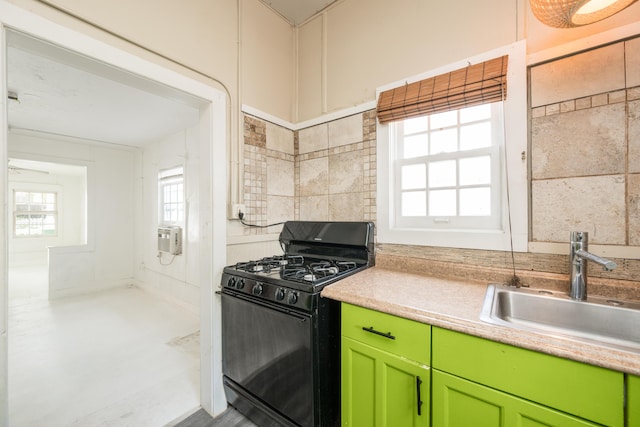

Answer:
[391,103,503,230]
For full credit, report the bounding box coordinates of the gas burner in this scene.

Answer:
[280,260,360,283]
[234,255,304,273]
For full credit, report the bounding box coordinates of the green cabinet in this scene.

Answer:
[341,303,430,427]
[629,375,640,427]
[432,327,625,427]
[433,370,600,426]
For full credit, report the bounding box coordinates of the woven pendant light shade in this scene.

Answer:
[530,0,639,27]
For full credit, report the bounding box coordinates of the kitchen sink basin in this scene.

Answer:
[480,284,640,353]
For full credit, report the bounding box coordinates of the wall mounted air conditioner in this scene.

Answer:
[157,226,182,255]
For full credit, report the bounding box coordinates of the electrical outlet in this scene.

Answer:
[232,204,246,220]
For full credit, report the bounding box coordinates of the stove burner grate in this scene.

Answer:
[234,255,304,273]
[282,260,358,283]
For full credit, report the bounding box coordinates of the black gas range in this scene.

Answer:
[221,221,375,427]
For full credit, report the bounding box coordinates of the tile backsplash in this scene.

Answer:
[240,35,639,288]
[242,110,376,231]
[530,36,639,246]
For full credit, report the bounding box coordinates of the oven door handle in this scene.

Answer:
[222,290,309,323]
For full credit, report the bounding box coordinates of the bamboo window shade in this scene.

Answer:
[376,55,508,124]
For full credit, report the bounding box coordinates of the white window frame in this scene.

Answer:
[377,41,528,251]
[13,189,58,238]
[158,166,185,226]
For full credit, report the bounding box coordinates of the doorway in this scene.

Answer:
[1,5,227,425]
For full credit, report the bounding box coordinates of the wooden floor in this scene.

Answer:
[173,407,258,427]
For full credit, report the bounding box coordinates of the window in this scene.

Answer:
[393,102,503,230]
[14,190,57,237]
[159,166,184,225]
[377,42,528,251]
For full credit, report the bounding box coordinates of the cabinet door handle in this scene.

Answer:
[416,376,423,416]
[362,326,395,340]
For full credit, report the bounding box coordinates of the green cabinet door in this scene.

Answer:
[630,375,640,427]
[433,370,601,427]
[342,336,429,427]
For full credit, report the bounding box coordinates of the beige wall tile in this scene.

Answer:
[266,157,294,196]
[626,37,640,88]
[329,192,364,221]
[299,195,329,221]
[267,195,294,225]
[299,157,328,196]
[328,114,363,148]
[531,104,626,179]
[630,174,640,246]
[298,124,328,154]
[329,150,364,193]
[630,100,640,174]
[532,175,626,245]
[530,43,625,107]
[266,122,294,155]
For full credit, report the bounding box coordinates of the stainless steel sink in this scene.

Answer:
[480,284,640,353]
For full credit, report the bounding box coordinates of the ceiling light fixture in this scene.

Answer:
[530,0,639,27]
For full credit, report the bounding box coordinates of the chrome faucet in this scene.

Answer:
[569,231,617,301]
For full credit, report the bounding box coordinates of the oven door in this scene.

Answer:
[222,290,314,427]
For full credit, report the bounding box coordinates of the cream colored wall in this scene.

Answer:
[296,0,640,121]
[296,0,522,120]
[241,0,294,121]
[9,0,238,87]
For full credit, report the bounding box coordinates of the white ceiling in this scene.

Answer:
[261,0,338,24]
[7,30,205,147]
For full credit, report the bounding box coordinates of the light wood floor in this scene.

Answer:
[8,264,201,426]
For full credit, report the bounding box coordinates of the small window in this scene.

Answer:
[14,190,58,237]
[376,42,528,251]
[159,166,184,225]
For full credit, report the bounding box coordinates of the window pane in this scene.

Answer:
[15,192,28,204]
[403,134,428,159]
[402,191,426,216]
[430,128,457,154]
[43,215,57,235]
[30,193,43,204]
[460,187,491,216]
[460,104,491,123]
[430,110,456,128]
[459,156,491,186]
[404,116,428,134]
[460,122,491,150]
[429,189,456,216]
[401,164,426,190]
[15,215,29,236]
[429,160,456,188]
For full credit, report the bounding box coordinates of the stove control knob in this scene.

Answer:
[236,279,245,290]
[287,291,298,305]
[275,288,285,301]
[252,283,263,296]
[227,277,236,288]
